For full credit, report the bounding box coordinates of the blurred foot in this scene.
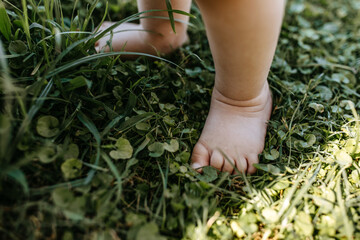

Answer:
[95,21,188,57]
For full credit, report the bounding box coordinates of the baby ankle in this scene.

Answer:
[212,83,271,108]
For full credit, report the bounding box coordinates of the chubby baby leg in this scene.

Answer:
[191,0,285,174]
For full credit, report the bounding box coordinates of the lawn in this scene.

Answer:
[1,0,360,239]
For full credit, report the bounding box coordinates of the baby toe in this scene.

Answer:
[246,153,259,174]
[191,142,210,172]
[222,155,235,174]
[210,150,224,171]
[234,156,247,175]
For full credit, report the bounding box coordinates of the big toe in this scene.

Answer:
[191,142,210,172]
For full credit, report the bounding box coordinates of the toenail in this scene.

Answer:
[191,163,201,170]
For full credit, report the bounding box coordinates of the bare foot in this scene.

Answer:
[191,82,272,174]
[95,21,188,56]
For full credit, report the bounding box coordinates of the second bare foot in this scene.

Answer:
[95,21,188,56]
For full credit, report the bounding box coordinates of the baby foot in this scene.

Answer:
[191,82,272,174]
[95,22,141,52]
[95,21,188,56]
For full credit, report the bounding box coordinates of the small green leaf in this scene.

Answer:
[9,40,28,55]
[331,73,349,84]
[109,138,133,160]
[264,149,279,160]
[52,188,74,208]
[122,158,139,178]
[126,212,147,226]
[179,166,187,173]
[163,115,175,126]
[136,64,147,72]
[271,180,289,190]
[36,116,60,138]
[60,196,86,221]
[135,122,150,131]
[294,212,313,236]
[305,134,316,146]
[308,102,324,112]
[294,140,308,149]
[294,135,316,149]
[254,164,282,175]
[38,146,57,163]
[340,100,355,110]
[315,85,332,101]
[313,188,335,213]
[164,103,177,111]
[331,105,342,113]
[350,170,360,184]
[237,213,258,233]
[63,143,79,159]
[64,76,92,91]
[109,149,124,160]
[318,215,336,236]
[196,166,218,182]
[136,222,166,240]
[148,142,164,157]
[335,150,352,166]
[61,158,82,179]
[163,139,179,153]
[262,208,278,223]
[170,162,180,173]
[150,92,159,104]
[175,151,190,163]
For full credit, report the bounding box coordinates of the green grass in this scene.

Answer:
[1,0,360,239]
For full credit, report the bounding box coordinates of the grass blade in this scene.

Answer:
[0,0,12,41]
[117,112,154,133]
[77,111,101,184]
[13,80,54,149]
[21,0,31,48]
[6,80,53,163]
[336,178,354,239]
[101,152,122,202]
[46,52,181,79]
[0,40,14,161]
[81,0,99,32]
[93,1,108,34]
[165,0,176,33]
[100,93,137,137]
[6,168,29,194]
